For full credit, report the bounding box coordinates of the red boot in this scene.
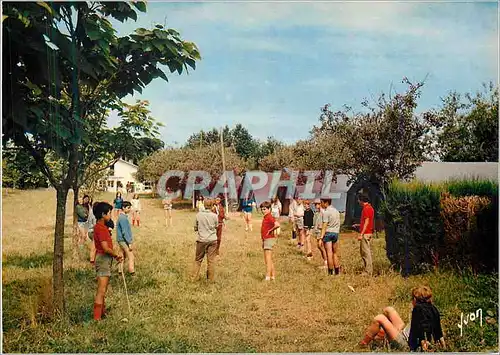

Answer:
[137,220,140,227]
[132,219,135,226]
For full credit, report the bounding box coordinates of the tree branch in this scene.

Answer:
[82,157,120,185]
[20,134,58,188]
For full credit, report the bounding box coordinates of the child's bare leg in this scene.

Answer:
[383,307,405,331]
[164,210,169,227]
[89,241,96,262]
[317,239,326,261]
[94,277,109,305]
[361,313,400,344]
[324,241,334,270]
[332,241,340,269]
[305,230,312,255]
[127,250,135,273]
[299,228,306,249]
[168,210,172,226]
[264,250,272,278]
[248,214,252,231]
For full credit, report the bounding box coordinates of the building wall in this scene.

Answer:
[414,162,498,182]
[99,160,139,192]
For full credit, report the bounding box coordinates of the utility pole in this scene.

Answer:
[220,127,229,213]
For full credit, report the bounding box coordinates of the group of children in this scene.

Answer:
[75,192,140,321]
[84,191,446,352]
[286,197,342,275]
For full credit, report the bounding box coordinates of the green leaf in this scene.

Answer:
[36,2,53,15]
[132,1,147,13]
[136,28,153,36]
[87,28,102,41]
[2,15,8,22]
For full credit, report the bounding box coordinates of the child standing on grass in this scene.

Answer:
[113,192,123,221]
[360,285,446,352]
[241,195,255,232]
[192,200,219,281]
[303,200,314,260]
[260,201,280,281]
[313,200,327,269]
[320,198,341,275]
[131,194,141,227]
[270,196,282,236]
[92,202,123,321]
[117,201,135,276]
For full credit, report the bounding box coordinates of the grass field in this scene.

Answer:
[2,189,498,353]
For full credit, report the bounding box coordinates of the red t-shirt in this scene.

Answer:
[360,203,375,234]
[94,222,113,255]
[261,213,276,240]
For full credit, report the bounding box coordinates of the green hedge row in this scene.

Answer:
[382,179,498,275]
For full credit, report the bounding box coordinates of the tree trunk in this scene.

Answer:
[53,186,69,316]
[72,184,79,247]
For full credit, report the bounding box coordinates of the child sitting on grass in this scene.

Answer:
[360,285,446,352]
[92,202,123,321]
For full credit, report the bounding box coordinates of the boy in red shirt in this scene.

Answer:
[260,201,280,281]
[92,202,123,321]
[357,194,375,276]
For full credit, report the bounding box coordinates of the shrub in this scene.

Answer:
[382,179,498,275]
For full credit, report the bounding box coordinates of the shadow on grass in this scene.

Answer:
[3,251,53,269]
[63,267,160,324]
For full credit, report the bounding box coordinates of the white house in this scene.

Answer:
[98,159,142,193]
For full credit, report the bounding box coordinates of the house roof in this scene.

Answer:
[116,158,138,169]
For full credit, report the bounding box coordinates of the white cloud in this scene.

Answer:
[161,2,444,36]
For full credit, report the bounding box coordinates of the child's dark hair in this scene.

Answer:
[320,198,331,205]
[260,201,272,209]
[358,193,370,203]
[412,285,433,304]
[122,201,132,209]
[93,202,113,220]
[116,192,122,198]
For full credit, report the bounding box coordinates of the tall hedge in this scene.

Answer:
[382,179,498,275]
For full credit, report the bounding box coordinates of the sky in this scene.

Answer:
[109,0,498,147]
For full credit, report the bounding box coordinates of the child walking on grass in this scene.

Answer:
[131,194,141,227]
[360,285,446,352]
[260,201,280,281]
[117,201,135,276]
[92,202,123,321]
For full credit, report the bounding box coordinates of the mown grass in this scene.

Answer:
[2,189,498,352]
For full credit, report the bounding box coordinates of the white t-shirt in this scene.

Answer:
[131,199,141,211]
[321,205,340,233]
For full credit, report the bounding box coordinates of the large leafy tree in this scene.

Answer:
[313,78,430,188]
[2,1,200,315]
[424,82,498,162]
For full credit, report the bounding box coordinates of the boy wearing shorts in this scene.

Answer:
[117,201,135,275]
[92,202,123,321]
[260,201,280,281]
[320,198,341,275]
